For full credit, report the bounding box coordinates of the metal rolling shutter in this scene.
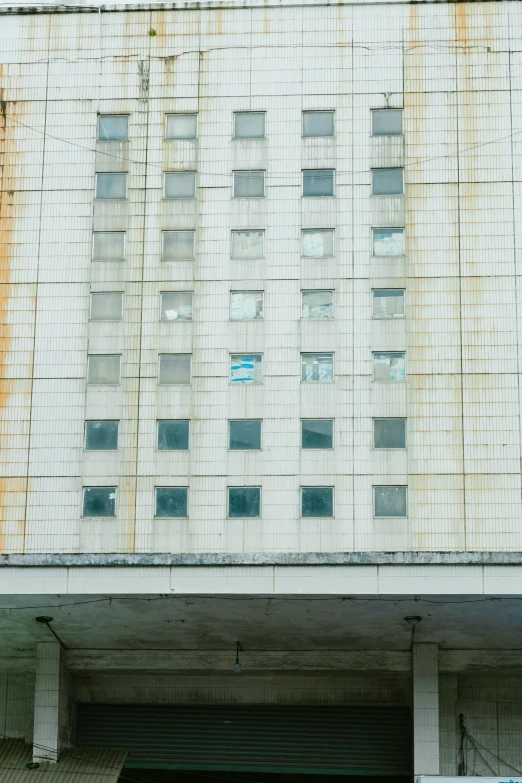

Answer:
[77,704,411,775]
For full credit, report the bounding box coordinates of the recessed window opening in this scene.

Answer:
[301,352,334,382]
[90,292,123,321]
[373,289,405,318]
[372,168,403,196]
[83,487,116,517]
[92,232,125,261]
[96,173,127,200]
[165,114,197,140]
[373,352,405,382]
[157,420,189,451]
[228,487,261,518]
[302,229,334,258]
[303,111,334,137]
[374,419,406,449]
[87,355,121,385]
[231,230,264,259]
[162,231,195,261]
[303,169,334,197]
[155,487,188,518]
[233,171,265,198]
[164,172,196,199]
[160,292,193,321]
[302,290,333,319]
[372,228,405,257]
[85,421,119,451]
[374,485,407,517]
[230,354,262,384]
[158,354,191,384]
[301,487,334,517]
[230,291,263,320]
[98,115,128,141]
[371,109,403,136]
[301,420,333,450]
[234,112,265,139]
[229,420,262,450]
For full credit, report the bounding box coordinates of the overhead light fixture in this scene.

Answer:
[233,642,242,674]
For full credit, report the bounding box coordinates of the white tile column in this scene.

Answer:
[413,642,440,776]
[33,641,75,764]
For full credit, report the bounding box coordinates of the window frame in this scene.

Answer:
[373,418,407,450]
[227,486,262,519]
[97,114,129,142]
[87,354,121,386]
[163,171,197,200]
[301,228,335,258]
[300,352,335,383]
[164,113,198,141]
[84,420,120,452]
[301,486,335,518]
[230,229,265,260]
[228,419,262,451]
[301,289,334,320]
[89,291,124,322]
[371,108,403,137]
[371,227,405,257]
[155,486,189,518]
[232,170,266,199]
[302,110,335,138]
[373,485,407,518]
[371,288,406,319]
[157,419,190,452]
[371,168,404,196]
[161,230,196,262]
[159,291,194,322]
[301,419,334,450]
[82,486,117,518]
[302,169,335,198]
[95,172,128,200]
[158,353,192,386]
[233,111,266,140]
[92,231,126,262]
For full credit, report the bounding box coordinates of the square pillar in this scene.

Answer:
[33,641,75,764]
[413,642,439,776]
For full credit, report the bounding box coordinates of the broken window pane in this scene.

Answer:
[160,292,193,321]
[90,292,123,321]
[228,487,260,518]
[372,168,403,195]
[158,354,191,384]
[301,290,333,319]
[157,420,189,451]
[85,421,119,451]
[234,112,265,139]
[231,230,264,259]
[87,355,121,385]
[374,419,406,449]
[92,232,125,261]
[301,420,333,449]
[372,228,405,257]
[98,115,128,142]
[301,353,334,382]
[83,487,116,517]
[302,229,334,258]
[230,291,263,320]
[373,352,405,382]
[374,485,407,517]
[372,109,403,136]
[301,487,333,517]
[230,354,262,384]
[303,111,334,137]
[165,114,197,140]
[229,420,262,450]
[373,289,405,318]
[162,231,195,261]
[164,171,196,199]
[303,169,334,197]
[155,487,188,518]
[96,173,127,199]
[233,171,265,198]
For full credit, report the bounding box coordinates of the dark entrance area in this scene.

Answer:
[119,772,410,783]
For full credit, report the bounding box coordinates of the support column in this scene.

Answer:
[33,642,75,764]
[413,642,439,776]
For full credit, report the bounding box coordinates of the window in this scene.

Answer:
[87,355,121,385]
[302,229,334,258]
[303,170,334,197]
[301,487,333,517]
[96,173,127,200]
[83,487,116,517]
[230,291,263,320]
[303,111,334,137]
[230,354,262,384]
[157,420,189,451]
[372,168,403,196]
[158,354,191,384]
[373,289,405,318]
[231,230,264,259]
[92,232,125,261]
[229,420,261,450]
[374,419,406,449]
[164,172,196,199]
[301,353,333,382]
[372,228,405,257]
[85,421,119,451]
[233,171,265,198]
[228,487,260,518]
[372,109,403,137]
[301,419,333,449]
[160,292,193,321]
[302,290,333,319]
[162,231,195,261]
[98,115,128,142]
[234,112,265,139]
[165,114,197,140]
[373,352,405,382]
[374,486,407,517]
[155,487,188,518]
[90,292,123,321]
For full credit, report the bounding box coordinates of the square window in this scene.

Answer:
[301,353,334,382]
[92,232,125,261]
[374,419,406,449]
[372,109,403,136]
[230,291,263,320]
[83,487,116,517]
[164,171,196,199]
[301,419,333,449]
[160,292,193,321]
[85,421,119,451]
[96,173,127,200]
[231,230,264,259]
[301,487,333,517]
[162,231,195,261]
[233,171,265,198]
[90,292,123,321]
[372,168,403,196]
[158,354,191,384]
[98,115,128,141]
[303,111,334,137]
[302,290,333,319]
[155,487,188,518]
[234,112,265,139]
[230,354,262,384]
[87,354,121,385]
[229,420,261,450]
[157,420,189,451]
[372,289,405,318]
[372,228,405,257]
[228,487,260,518]
[165,114,197,140]
[373,352,405,382]
[302,229,334,258]
[374,485,407,517]
[303,169,334,197]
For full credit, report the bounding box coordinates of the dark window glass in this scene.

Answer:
[85,421,119,451]
[374,486,407,517]
[301,487,334,517]
[372,109,403,136]
[229,420,261,450]
[156,488,188,518]
[303,169,334,197]
[228,487,260,518]
[157,420,189,451]
[83,487,116,517]
[302,420,333,449]
[374,419,406,449]
[372,168,403,195]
